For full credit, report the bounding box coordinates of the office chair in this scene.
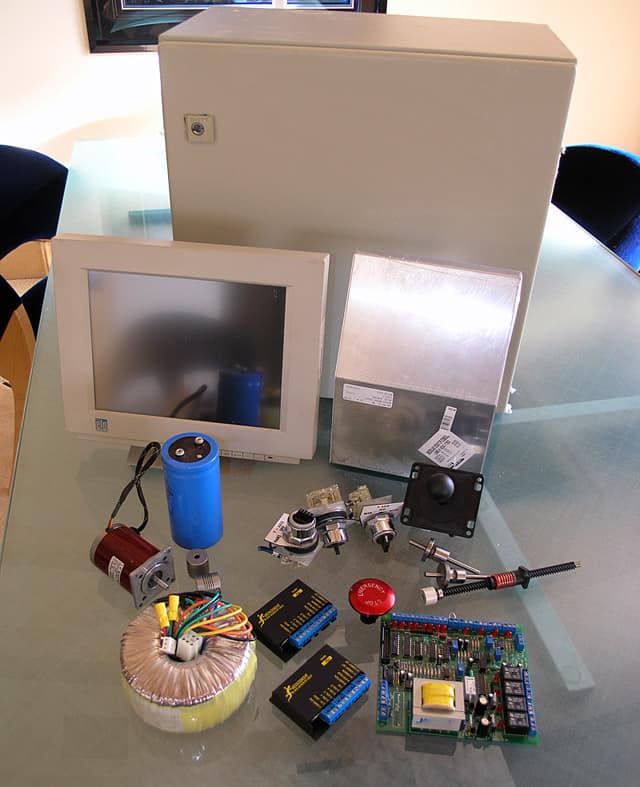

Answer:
[0,275,36,463]
[551,144,640,271]
[0,144,68,261]
[21,276,47,336]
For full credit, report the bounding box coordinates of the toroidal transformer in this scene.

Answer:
[120,606,257,733]
[161,433,223,550]
[90,525,174,608]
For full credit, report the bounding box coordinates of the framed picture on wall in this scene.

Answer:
[84,1,387,53]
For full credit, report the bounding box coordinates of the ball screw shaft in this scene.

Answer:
[409,537,482,574]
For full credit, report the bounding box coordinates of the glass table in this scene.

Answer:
[1,137,639,786]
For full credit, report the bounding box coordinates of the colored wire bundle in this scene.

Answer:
[154,592,254,645]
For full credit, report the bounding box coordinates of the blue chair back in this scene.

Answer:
[0,145,68,260]
[552,144,640,270]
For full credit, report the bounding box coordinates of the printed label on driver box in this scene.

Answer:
[343,383,394,409]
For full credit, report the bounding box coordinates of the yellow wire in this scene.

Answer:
[200,617,251,637]
[189,610,251,638]
[187,617,248,637]
[182,606,245,635]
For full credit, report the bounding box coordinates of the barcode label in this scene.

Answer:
[440,406,457,432]
[418,430,474,469]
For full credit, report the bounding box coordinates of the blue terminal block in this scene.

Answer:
[389,612,518,636]
[319,673,371,726]
[289,603,338,650]
[378,679,390,722]
[390,612,452,628]
[523,670,538,737]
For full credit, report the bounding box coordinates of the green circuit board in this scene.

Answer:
[376,612,539,745]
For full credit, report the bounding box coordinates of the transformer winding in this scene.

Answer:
[120,601,256,733]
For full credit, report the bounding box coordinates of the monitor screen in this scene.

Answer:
[88,270,286,429]
[53,235,328,463]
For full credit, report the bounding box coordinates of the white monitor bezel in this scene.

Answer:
[53,234,328,462]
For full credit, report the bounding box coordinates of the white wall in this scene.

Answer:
[1,1,638,164]
[389,0,640,155]
[0,0,163,164]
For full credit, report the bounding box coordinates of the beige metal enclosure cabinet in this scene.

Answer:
[159,8,575,408]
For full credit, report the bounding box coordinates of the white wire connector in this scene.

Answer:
[176,632,203,662]
[160,636,177,656]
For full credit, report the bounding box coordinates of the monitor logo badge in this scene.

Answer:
[95,417,109,432]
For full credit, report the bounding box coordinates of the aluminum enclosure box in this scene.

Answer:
[159,8,575,408]
[331,253,522,477]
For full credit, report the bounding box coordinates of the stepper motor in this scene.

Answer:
[90,524,174,608]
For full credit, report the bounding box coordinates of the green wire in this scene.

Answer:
[176,595,223,639]
[177,604,232,639]
[185,605,227,631]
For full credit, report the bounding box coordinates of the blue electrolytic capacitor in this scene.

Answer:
[456,661,465,679]
[485,635,494,650]
[494,647,502,662]
[161,432,223,550]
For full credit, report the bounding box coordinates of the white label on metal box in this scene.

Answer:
[440,405,457,431]
[343,383,394,408]
[419,429,474,469]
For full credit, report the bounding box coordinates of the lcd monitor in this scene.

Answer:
[53,235,328,463]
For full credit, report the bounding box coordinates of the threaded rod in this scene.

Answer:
[440,561,581,598]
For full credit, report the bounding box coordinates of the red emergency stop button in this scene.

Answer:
[348,578,396,624]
